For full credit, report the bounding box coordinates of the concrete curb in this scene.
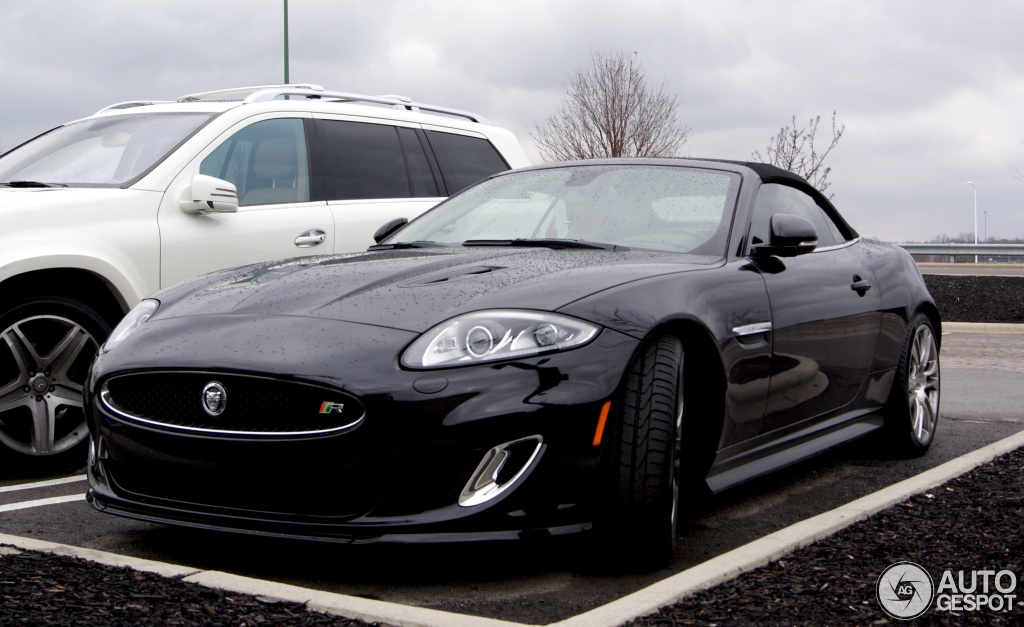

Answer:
[184,570,523,627]
[943,321,1024,335]
[2,429,1023,627]
[0,532,200,579]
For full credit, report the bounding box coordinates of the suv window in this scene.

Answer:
[425,131,510,194]
[315,120,438,200]
[201,118,310,206]
[749,183,846,248]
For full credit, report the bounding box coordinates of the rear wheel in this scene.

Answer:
[883,313,940,456]
[598,335,684,570]
[0,295,112,471]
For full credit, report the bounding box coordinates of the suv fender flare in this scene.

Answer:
[0,247,149,313]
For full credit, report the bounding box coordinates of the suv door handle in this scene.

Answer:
[295,229,327,248]
[851,276,872,295]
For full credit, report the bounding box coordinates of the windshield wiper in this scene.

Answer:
[462,238,626,251]
[1,180,68,188]
[368,240,448,250]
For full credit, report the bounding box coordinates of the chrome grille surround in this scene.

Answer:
[99,371,365,437]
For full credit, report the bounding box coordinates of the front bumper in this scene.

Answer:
[86,315,640,542]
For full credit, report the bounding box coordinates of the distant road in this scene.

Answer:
[916,262,1024,276]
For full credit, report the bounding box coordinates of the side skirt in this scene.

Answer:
[704,411,884,493]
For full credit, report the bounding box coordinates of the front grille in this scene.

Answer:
[100,372,364,436]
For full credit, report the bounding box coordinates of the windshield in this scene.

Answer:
[0,112,216,187]
[388,164,740,255]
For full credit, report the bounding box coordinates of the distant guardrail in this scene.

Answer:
[896,243,1024,257]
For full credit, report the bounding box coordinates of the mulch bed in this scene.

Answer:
[924,275,1024,323]
[0,550,373,626]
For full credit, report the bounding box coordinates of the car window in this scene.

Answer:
[0,113,215,187]
[315,120,437,200]
[425,131,510,194]
[200,118,310,207]
[749,183,841,248]
[397,127,441,197]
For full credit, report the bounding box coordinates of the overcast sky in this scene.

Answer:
[3,0,1022,242]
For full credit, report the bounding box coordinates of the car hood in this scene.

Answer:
[152,247,718,332]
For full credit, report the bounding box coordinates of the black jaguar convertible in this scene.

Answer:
[85,159,940,567]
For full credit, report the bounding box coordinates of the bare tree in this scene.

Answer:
[752,111,845,196]
[532,50,690,161]
[1013,141,1024,183]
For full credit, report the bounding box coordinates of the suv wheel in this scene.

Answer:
[0,295,112,471]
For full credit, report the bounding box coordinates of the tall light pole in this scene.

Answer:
[283,0,290,84]
[984,210,988,243]
[967,181,977,263]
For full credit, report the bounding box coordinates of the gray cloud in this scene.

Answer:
[3,0,1023,241]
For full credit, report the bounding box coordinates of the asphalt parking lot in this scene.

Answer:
[2,326,1022,625]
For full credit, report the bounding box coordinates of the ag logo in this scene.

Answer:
[319,402,345,414]
[877,562,935,619]
[202,381,228,417]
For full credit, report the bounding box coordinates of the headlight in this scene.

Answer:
[101,299,159,353]
[401,310,600,369]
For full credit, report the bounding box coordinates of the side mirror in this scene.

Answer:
[754,214,818,257]
[179,174,239,214]
[373,217,408,243]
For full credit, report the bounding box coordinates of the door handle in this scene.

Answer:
[851,276,872,295]
[295,229,327,248]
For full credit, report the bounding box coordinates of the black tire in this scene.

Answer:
[598,335,684,570]
[0,295,112,472]
[883,313,940,456]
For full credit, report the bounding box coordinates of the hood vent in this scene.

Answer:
[401,266,504,287]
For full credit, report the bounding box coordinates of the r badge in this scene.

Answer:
[202,381,228,417]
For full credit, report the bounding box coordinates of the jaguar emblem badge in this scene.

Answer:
[202,381,227,417]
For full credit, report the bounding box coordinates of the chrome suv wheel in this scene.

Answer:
[0,296,110,468]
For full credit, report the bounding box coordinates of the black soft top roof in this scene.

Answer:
[515,157,812,186]
[684,158,810,186]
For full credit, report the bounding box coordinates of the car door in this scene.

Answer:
[157,115,334,288]
[749,182,882,434]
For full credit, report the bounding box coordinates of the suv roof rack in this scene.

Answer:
[176,84,491,124]
[95,100,174,115]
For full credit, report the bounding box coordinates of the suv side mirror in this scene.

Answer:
[179,174,239,214]
[373,217,409,243]
[753,213,818,257]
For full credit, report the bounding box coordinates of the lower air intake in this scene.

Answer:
[458,435,544,508]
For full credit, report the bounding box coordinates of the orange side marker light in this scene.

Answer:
[592,401,612,447]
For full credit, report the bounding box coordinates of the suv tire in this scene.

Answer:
[0,295,112,471]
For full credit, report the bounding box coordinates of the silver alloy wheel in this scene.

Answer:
[0,315,97,456]
[906,324,939,446]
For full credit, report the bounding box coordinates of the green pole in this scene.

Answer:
[283,0,290,84]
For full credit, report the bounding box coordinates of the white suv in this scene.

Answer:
[0,84,529,467]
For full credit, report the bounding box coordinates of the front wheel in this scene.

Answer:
[0,295,112,471]
[883,313,940,456]
[597,335,684,570]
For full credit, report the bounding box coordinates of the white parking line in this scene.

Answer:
[0,474,87,494]
[0,494,85,513]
